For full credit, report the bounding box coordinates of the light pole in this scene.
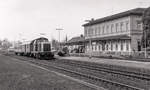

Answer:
[144,28,147,58]
[85,18,94,58]
[56,28,63,50]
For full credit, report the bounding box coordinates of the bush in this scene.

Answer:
[62,47,69,54]
[109,55,112,59]
[57,51,65,56]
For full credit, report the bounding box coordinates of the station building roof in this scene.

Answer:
[83,8,145,26]
[66,36,85,44]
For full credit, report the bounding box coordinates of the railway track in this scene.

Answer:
[49,60,150,89]
[7,54,145,90]
[54,59,150,80]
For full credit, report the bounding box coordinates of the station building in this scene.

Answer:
[83,8,145,55]
[65,35,85,53]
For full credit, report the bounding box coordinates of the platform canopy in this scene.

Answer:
[85,35,131,41]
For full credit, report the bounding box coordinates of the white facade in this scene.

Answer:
[83,8,144,55]
[84,16,131,39]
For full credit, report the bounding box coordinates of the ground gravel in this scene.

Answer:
[0,55,95,90]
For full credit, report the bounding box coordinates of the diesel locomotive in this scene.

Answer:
[15,37,54,59]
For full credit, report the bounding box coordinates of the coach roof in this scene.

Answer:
[83,8,145,26]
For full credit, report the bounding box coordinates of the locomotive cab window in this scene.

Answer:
[43,43,51,51]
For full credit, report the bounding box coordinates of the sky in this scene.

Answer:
[0,0,150,42]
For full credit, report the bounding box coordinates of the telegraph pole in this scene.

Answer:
[56,28,63,50]
[144,29,147,58]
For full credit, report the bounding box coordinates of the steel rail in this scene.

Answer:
[8,55,144,90]
[56,59,150,80]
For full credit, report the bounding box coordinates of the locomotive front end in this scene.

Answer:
[37,42,54,59]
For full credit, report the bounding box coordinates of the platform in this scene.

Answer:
[56,55,150,70]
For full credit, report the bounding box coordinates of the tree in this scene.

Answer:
[1,38,12,50]
[142,7,150,48]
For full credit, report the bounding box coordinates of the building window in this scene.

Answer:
[97,27,99,35]
[111,44,113,51]
[106,25,109,34]
[91,28,93,36]
[98,26,101,35]
[116,44,118,51]
[99,45,101,51]
[136,20,141,30]
[126,43,129,51]
[88,29,90,36]
[94,27,97,36]
[92,46,93,51]
[102,26,105,34]
[120,22,123,32]
[96,27,99,35]
[116,23,119,32]
[93,28,95,36]
[126,21,129,31]
[89,28,91,36]
[85,29,87,37]
[106,44,108,51]
[121,42,123,51]
[95,45,97,51]
[111,24,114,33]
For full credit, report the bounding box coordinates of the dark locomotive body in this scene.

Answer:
[15,37,54,59]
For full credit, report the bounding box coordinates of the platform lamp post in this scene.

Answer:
[85,18,94,59]
[144,26,147,58]
[56,28,63,50]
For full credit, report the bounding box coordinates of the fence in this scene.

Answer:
[69,51,150,59]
